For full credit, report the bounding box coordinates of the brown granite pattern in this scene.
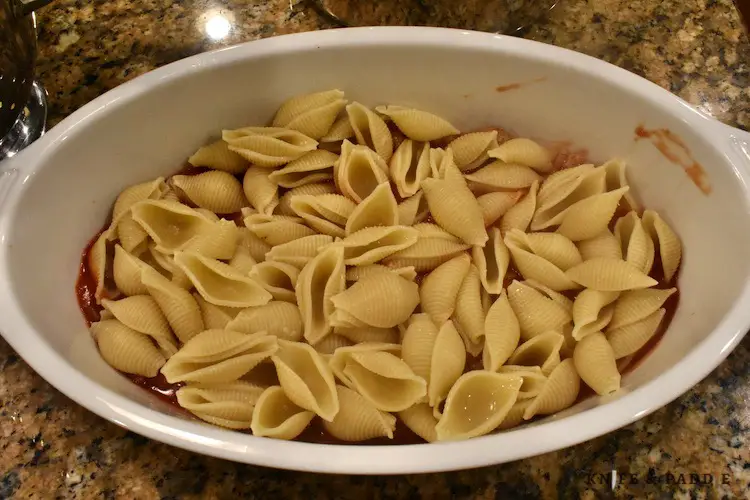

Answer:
[0,0,748,498]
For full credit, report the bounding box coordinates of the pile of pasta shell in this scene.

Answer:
[85,89,682,443]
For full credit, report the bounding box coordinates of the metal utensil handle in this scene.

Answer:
[18,0,54,16]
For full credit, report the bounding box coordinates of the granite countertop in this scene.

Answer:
[1,0,749,498]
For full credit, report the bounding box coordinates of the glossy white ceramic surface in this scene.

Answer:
[0,28,749,474]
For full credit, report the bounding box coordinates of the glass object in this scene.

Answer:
[0,0,52,160]
[315,0,559,34]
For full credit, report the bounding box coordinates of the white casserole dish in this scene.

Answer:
[0,27,749,474]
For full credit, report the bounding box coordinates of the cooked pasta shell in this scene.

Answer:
[473,227,509,294]
[428,147,457,180]
[483,290,521,371]
[507,280,571,340]
[141,266,204,342]
[331,349,426,412]
[573,332,620,395]
[159,186,181,203]
[148,244,192,289]
[566,258,658,291]
[268,150,337,188]
[488,138,553,173]
[508,331,565,376]
[608,287,676,330]
[183,219,239,261]
[498,365,547,401]
[448,131,498,172]
[131,199,207,250]
[505,230,580,291]
[314,334,353,355]
[413,222,462,240]
[188,139,248,174]
[101,296,178,357]
[531,166,606,231]
[375,105,459,142]
[290,193,355,238]
[265,234,333,269]
[171,171,247,214]
[400,314,439,383]
[273,90,345,127]
[523,279,574,312]
[334,326,399,344]
[321,114,354,143]
[116,214,149,255]
[556,187,629,242]
[113,244,149,296]
[389,140,431,198]
[396,191,429,226]
[465,161,541,191]
[223,126,318,168]
[296,245,346,344]
[499,181,538,234]
[174,251,272,308]
[398,403,438,442]
[276,182,337,216]
[345,263,417,283]
[607,308,666,359]
[524,231,583,270]
[477,191,522,227]
[614,211,655,274]
[90,319,166,376]
[335,140,390,202]
[522,359,580,420]
[601,158,639,211]
[337,225,419,265]
[243,213,317,246]
[177,381,263,429]
[112,177,168,223]
[240,167,279,215]
[323,385,396,441]
[248,261,299,303]
[345,184,397,234]
[497,399,533,430]
[329,342,402,367]
[420,253,471,325]
[571,289,619,341]
[427,321,465,409]
[537,163,596,203]
[347,102,394,162]
[383,235,470,272]
[228,230,261,275]
[250,385,315,439]
[453,264,486,342]
[131,200,237,259]
[331,271,419,328]
[401,315,465,409]
[161,329,278,383]
[422,165,487,246]
[227,301,304,342]
[273,93,346,140]
[436,372,523,441]
[577,229,623,261]
[642,210,682,283]
[193,293,239,330]
[271,339,339,421]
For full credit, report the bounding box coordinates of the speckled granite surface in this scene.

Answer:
[1,0,748,498]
